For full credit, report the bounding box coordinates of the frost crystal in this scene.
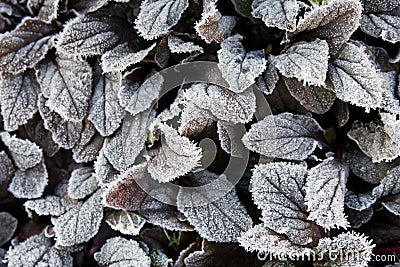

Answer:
[217,34,266,93]
[68,167,99,200]
[168,36,204,54]
[0,212,17,246]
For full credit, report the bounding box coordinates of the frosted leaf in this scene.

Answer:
[167,36,203,54]
[0,151,14,191]
[0,70,39,131]
[8,161,48,199]
[217,34,266,93]
[183,83,256,124]
[360,10,400,43]
[72,133,104,163]
[94,149,120,185]
[177,172,252,242]
[328,42,383,111]
[149,250,172,267]
[27,0,60,22]
[380,112,400,143]
[372,166,400,199]
[238,224,313,257]
[57,14,127,56]
[52,190,104,247]
[88,72,124,136]
[118,79,139,108]
[0,17,57,75]
[24,195,70,217]
[103,110,152,171]
[36,55,92,121]
[0,212,17,246]
[271,39,329,87]
[94,237,151,267]
[283,77,336,114]
[345,191,376,211]
[101,43,156,73]
[252,0,300,32]
[38,95,83,149]
[305,159,349,230]
[104,210,146,236]
[179,103,214,137]
[4,233,73,267]
[195,2,237,44]
[251,162,317,245]
[147,123,202,183]
[347,208,374,228]
[288,0,362,52]
[362,0,400,13]
[380,71,400,115]
[382,195,400,216]
[134,0,189,40]
[242,112,323,160]
[217,121,234,154]
[0,132,43,171]
[125,74,163,117]
[256,56,280,95]
[347,120,400,163]
[68,0,108,15]
[315,232,375,267]
[68,167,99,200]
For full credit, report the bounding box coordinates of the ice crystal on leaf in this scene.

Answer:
[24,195,71,218]
[167,36,204,54]
[67,167,99,200]
[27,0,60,23]
[104,210,146,236]
[0,212,17,246]
[345,191,376,211]
[371,166,400,216]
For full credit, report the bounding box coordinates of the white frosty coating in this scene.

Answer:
[57,14,124,56]
[72,133,104,163]
[52,190,104,247]
[288,0,362,52]
[94,149,120,185]
[195,0,237,44]
[24,195,72,217]
[0,17,57,75]
[183,83,256,124]
[167,36,204,54]
[125,74,164,117]
[361,13,400,44]
[0,70,39,131]
[372,165,400,199]
[251,162,316,246]
[68,0,108,15]
[104,210,146,236]
[147,123,202,183]
[38,95,83,149]
[217,121,234,154]
[315,232,375,267]
[0,212,17,246]
[217,34,266,93]
[94,237,151,267]
[304,159,350,230]
[0,132,43,171]
[380,71,400,114]
[242,112,323,160]
[252,0,300,32]
[179,103,215,137]
[345,191,376,211]
[0,151,14,186]
[272,39,329,87]
[68,167,99,200]
[27,0,60,23]
[382,195,400,216]
[380,112,400,143]
[118,79,139,108]
[238,224,313,257]
[134,0,189,40]
[88,72,124,137]
[101,43,156,73]
[4,233,73,267]
[36,54,92,122]
[257,55,280,95]
[177,172,252,242]
[329,42,383,112]
[362,0,400,13]
[8,161,48,199]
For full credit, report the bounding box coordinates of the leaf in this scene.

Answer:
[94,149,121,185]
[52,190,104,247]
[68,0,108,15]
[271,39,329,87]
[104,210,146,236]
[134,0,189,40]
[345,191,376,211]
[288,0,362,52]
[217,34,266,93]
[380,71,400,115]
[101,43,156,73]
[183,83,256,124]
[177,171,252,242]
[27,0,60,22]
[329,42,384,111]
[24,195,71,217]
[0,132,43,171]
[38,95,83,149]
[252,0,300,32]
[8,161,48,199]
[242,112,323,160]
[68,167,99,200]
[362,0,400,13]
[0,212,17,246]
[36,54,92,121]
[147,123,202,183]
[250,162,317,245]
[304,159,349,230]
[94,237,151,267]
[382,195,400,216]
[167,36,203,54]
[4,233,73,267]
[256,55,280,95]
[347,207,374,228]
[179,103,215,137]
[283,77,336,114]
[0,70,39,131]
[372,165,400,199]
[72,133,105,163]
[195,0,237,43]
[88,72,124,136]
[0,151,15,197]
[57,14,128,56]
[0,17,58,75]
